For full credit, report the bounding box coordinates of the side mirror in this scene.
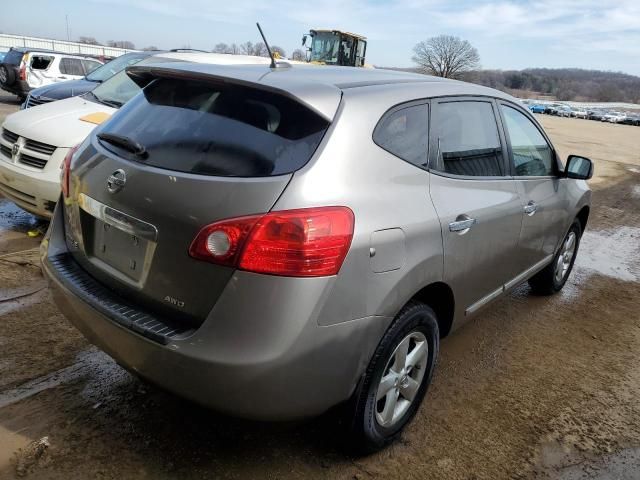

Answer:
[565,155,594,180]
[302,35,308,47]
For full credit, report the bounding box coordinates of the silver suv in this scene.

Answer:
[42,63,593,451]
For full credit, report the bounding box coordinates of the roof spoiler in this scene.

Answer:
[125,64,341,121]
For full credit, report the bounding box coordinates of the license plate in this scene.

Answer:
[89,217,149,282]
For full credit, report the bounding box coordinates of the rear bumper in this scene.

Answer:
[41,202,389,420]
[0,79,30,97]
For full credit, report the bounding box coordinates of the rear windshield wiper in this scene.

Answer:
[97,132,148,159]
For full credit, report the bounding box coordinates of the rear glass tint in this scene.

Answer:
[373,103,428,168]
[98,78,330,177]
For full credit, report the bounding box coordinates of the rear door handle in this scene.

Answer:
[449,216,477,234]
[524,201,538,216]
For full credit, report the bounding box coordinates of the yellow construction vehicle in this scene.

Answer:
[302,30,367,67]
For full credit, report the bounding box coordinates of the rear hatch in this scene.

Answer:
[63,66,340,327]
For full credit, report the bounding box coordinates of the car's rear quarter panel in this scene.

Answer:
[273,85,445,327]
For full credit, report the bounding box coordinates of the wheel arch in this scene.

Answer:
[408,282,455,338]
[576,205,590,234]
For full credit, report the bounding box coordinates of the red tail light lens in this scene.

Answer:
[19,55,27,81]
[189,207,355,277]
[60,145,80,198]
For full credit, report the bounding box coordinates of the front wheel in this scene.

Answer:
[348,301,439,452]
[529,219,582,295]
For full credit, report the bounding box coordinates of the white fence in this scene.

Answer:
[0,33,134,57]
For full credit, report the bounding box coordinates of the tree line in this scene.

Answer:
[467,68,640,103]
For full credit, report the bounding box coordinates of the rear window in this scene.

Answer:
[98,78,330,177]
[3,49,25,65]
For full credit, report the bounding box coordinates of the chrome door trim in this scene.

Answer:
[504,254,554,291]
[465,254,554,316]
[78,193,158,242]
[465,286,504,316]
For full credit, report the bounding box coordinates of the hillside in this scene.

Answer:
[383,66,640,103]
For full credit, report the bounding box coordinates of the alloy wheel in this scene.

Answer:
[375,331,428,428]
[554,231,577,283]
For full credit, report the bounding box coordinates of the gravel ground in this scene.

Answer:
[0,97,639,479]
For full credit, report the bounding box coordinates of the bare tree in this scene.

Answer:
[107,40,136,49]
[239,41,255,56]
[142,45,159,51]
[412,35,480,79]
[78,36,101,45]
[228,43,240,55]
[213,42,231,54]
[290,48,306,61]
[253,42,268,57]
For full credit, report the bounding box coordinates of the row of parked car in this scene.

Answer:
[525,101,640,125]
[0,45,594,452]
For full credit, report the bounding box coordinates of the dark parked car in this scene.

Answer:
[587,110,604,121]
[621,114,640,126]
[23,51,152,109]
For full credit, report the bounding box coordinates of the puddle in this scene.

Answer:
[0,348,130,409]
[574,226,640,282]
[0,199,42,233]
[537,442,640,479]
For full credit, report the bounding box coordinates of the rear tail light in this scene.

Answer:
[19,55,27,81]
[189,207,355,277]
[61,145,80,198]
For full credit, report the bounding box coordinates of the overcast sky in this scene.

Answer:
[3,0,639,75]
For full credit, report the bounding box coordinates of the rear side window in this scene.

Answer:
[431,101,504,177]
[98,78,330,177]
[31,55,53,70]
[373,104,428,168]
[59,58,84,76]
[500,105,555,176]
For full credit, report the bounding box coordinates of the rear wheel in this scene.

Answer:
[529,219,582,295]
[0,65,14,86]
[348,301,439,452]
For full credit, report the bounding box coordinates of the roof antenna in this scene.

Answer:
[256,22,277,69]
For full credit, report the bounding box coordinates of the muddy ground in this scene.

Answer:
[0,96,639,479]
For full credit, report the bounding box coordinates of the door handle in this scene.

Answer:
[524,201,538,216]
[449,216,477,234]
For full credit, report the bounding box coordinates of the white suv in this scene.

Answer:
[0,48,103,100]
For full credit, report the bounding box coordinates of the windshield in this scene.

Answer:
[309,32,340,64]
[86,52,149,82]
[88,56,178,108]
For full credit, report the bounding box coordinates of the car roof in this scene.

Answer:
[127,62,518,120]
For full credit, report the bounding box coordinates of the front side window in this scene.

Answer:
[59,58,84,76]
[309,32,340,64]
[501,105,555,176]
[432,101,504,177]
[373,104,428,168]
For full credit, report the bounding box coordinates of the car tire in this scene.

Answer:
[348,301,439,453]
[528,219,582,295]
[0,65,14,86]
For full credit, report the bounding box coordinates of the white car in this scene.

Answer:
[0,51,274,218]
[571,108,588,119]
[0,48,103,100]
[602,112,626,123]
